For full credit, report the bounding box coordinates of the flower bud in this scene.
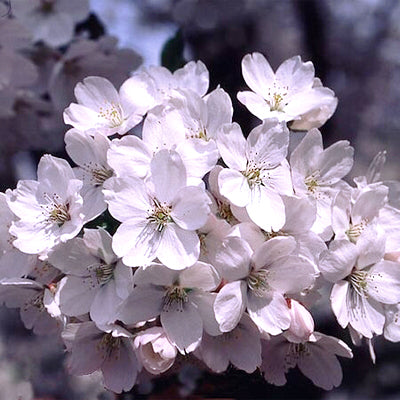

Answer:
[134,327,177,375]
[284,299,314,343]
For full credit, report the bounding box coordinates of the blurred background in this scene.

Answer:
[1,0,400,398]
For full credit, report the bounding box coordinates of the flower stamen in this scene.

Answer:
[162,285,190,312]
[247,269,270,297]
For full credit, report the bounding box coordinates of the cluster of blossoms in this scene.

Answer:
[0,0,141,182]
[2,51,400,394]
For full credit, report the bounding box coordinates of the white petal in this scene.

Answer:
[171,186,210,230]
[228,315,262,372]
[90,281,122,326]
[214,236,252,281]
[107,135,152,179]
[319,240,357,282]
[161,302,202,354]
[179,262,220,291]
[57,276,96,317]
[281,195,316,234]
[237,91,272,120]
[318,141,354,185]
[133,264,178,287]
[298,346,343,390]
[151,150,187,204]
[48,238,99,275]
[156,224,200,270]
[103,177,149,222]
[173,60,209,97]
[118,286,164,324]
[330,281,350,329]
[253,236,297,268]
[112,218,159,267]
[219,168,251,207]
[241,52,275,96]
[246,186,285,232]
[102,338,138,393]
[246,119,289,168]
[247,292,290,335]
[367,261,400,304]
[290,129,323,179]
[191,292,221,336]
[216,122,247,171]
[75,76,119,110]
[204,88,233,136]
[261,335,290,386]
[275,56,314,94]
[268,255,316,294]
[176,139,219,180]
[199,333,229,372]
[214,281,247,332]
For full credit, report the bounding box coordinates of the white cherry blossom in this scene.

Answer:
[6,155,85,255]
[196,313,261,373]
[320,238,400,338]
[0,278,64,335]
[118,262,220,354]
[104,150,211,269]
[237,52,337,128]
[11,0,90,47]
[142,88,232,185]
[217,119,292,232]
[49,228,133,327]
[62,322,140,394]
[64,76,146,136]
[213,236,316,334]
[290,128,354,240]
[261,332,352,390]
[125,60,209,108]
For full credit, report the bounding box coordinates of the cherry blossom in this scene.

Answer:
[6,155,85,255]
[262,332,352,390]
[237,52,337,128]
[217,119,292,232]
[64,76,146,136]
[11,0,90,47]
[118,262,220,354]
[104,150,211,269]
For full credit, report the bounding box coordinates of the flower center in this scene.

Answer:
[95,263,115,286]
[187,127,209,141]
[83,162,113,186]
[41,193,71,226]
[216,200,237,224]
[147,199,172,233]
[84,262,115,288]
[263,229,286,240]
[267,83,289,111]
[348,270,369,297]
[247,269,270,297]
[304,170,320,193]
[345,219,368,243]
[97,333,121,359]
[285,342,310,368]
[98,102,124,128]
[162,285,191,312]
[242,162,263,188]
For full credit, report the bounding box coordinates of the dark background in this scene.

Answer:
[1,1,400,399]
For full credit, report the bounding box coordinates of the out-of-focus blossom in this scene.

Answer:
[11,0,90,47]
